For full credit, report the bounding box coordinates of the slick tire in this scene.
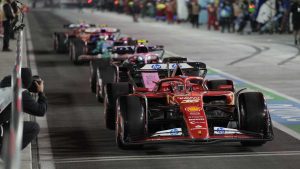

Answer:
[238,92,272,146]
[116,96,145,149]
[96,63,115,102]
[104,82,133,130]
[72,38,85,65]
[94,59,111,95]
[68,39,74,60]
[54,32,67,53]
[90,60,100,93]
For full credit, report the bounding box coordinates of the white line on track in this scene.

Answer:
[165,50,300,141]
[37,151,300,163]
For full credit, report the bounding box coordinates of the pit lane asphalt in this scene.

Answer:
[27,8,300,169]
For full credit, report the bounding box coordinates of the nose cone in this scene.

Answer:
[181,104,209,139]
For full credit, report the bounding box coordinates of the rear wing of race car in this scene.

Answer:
[114,38,137,46]
[101,27,121,33]
[137,62,207,77]
[148,45,164,51]
[148,45,164,58]
[84,27,120,34]
[111,44,164,54]
[125,62,207,89]
[78,46,135,62]
[63,23,96,29]
[112,46,135,55]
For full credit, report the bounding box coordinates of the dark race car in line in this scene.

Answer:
[68,27,121,64]
[53,23,96,53]
[79,43,165,95]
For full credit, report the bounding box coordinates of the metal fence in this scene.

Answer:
[1,28,25,169]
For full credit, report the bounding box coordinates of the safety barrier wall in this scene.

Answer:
[1,29,25,169]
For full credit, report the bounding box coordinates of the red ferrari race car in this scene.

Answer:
[112,66,274,149]
[103,61,206,130]
[53,23,96,53]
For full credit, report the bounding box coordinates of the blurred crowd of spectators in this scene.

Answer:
[2,0,299,45]
[94,0,299,35]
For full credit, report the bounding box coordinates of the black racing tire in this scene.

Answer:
[104,82,133,130]
[66,36,74,52]
[90,61,98,93]
[54,32,67,53]
[68,39,74,60]
[94,59,111,96]
[72,38,85,65]
[116,96,145,149]
[96,64,116,102]
[238,92,272,146]
[206,79,234,91]
[96,74,105,103]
